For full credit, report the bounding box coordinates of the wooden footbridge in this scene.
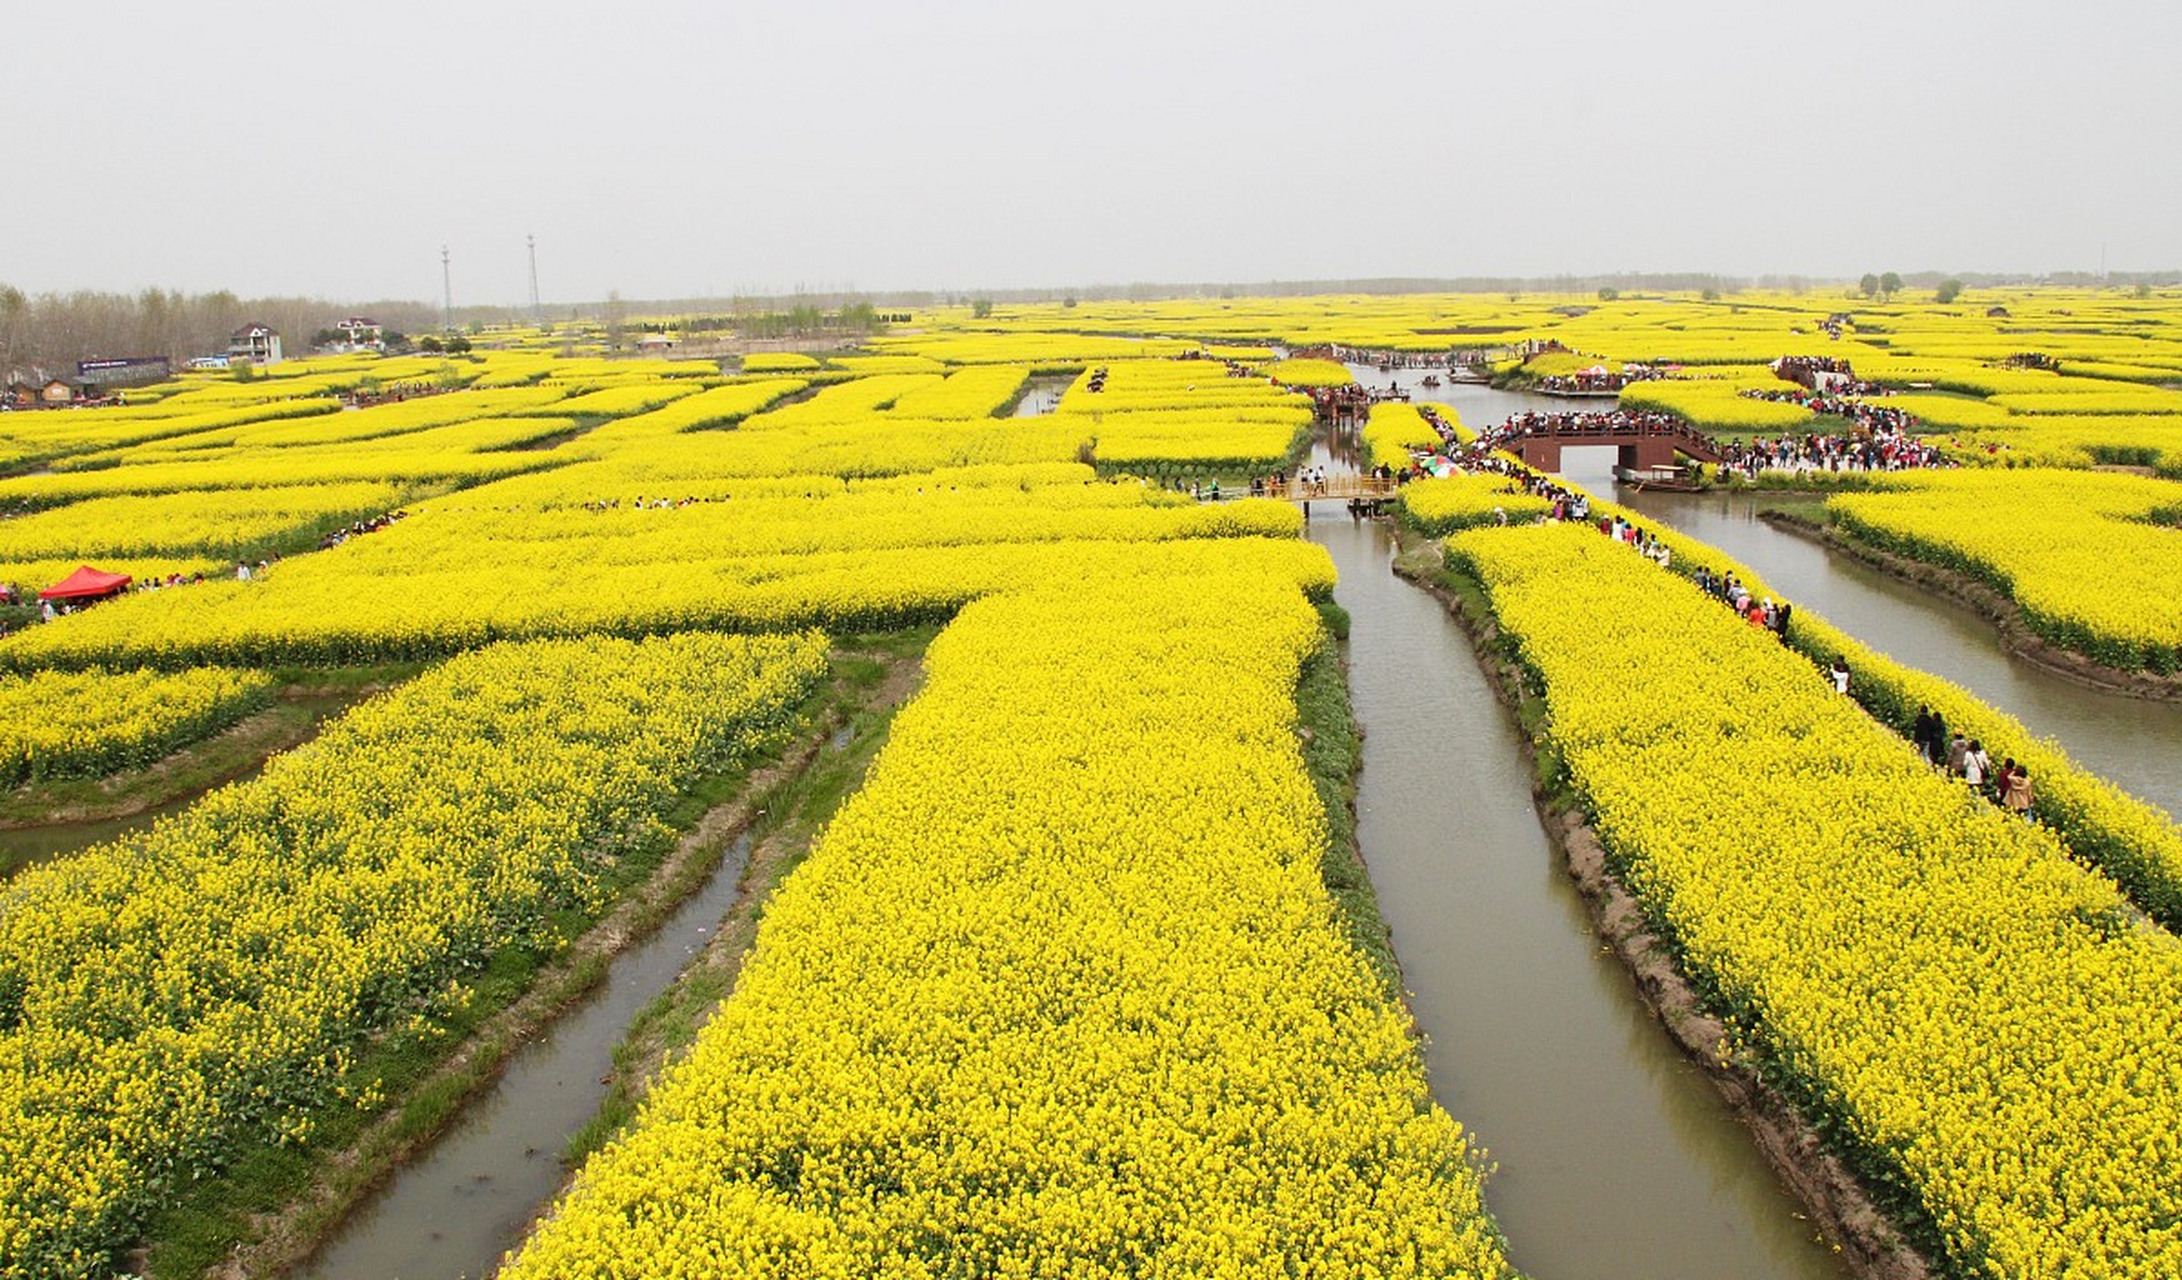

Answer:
[1265,475,1397,503]
[1208,475,1404,513]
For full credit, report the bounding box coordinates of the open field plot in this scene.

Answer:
[0,329,1510,1278]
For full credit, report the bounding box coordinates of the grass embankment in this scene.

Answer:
[1296,604,1405,1002]
[562,632,928,1168]
[0,664,427,877]
[139,632,931,1280]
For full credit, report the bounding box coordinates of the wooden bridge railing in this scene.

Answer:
[1214,475,1402,504]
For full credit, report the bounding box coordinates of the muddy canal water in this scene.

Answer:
[294,833,757,1279]
[1311,514,1850,1280]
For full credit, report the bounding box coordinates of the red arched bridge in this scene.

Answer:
[1496,417,1726,473]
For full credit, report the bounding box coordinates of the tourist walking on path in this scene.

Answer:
[2000,763,2035,816]
[1962,739,1993,793]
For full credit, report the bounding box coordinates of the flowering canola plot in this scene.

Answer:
[0,632,827,1278]
[1824,469,2182,673]
[1451,523,2182,1279]
[0,666,273,784]
[503,578,1512,1279]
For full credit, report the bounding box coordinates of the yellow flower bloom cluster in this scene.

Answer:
[0,482,410,567]
[1827,469,2182,672]
[0,397,340,464]
[99,387,571,461]
[578,380,809,443]
[865,331,1198,368]
[1395,476,1550,536]
[1360,403,1446,472]
[748,374,948,429]
[740,353,820,373]
[0,514,1326,670]
[883,365,1032,419]
[1616,376,1815,433]
[1260,357,1354,387]
[0,631,827,1278]
[1450,523,2182,1278]
[506,380,705,419]
[0,665,273,784]
[826,353,948,375]
[503,578,1512,1279]
[1055,361,1312,474]
[1988,389,2182,416]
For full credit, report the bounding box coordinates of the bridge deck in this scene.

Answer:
[1238,477,1403,503]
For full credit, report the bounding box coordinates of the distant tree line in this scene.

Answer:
[717,301,884,339]
[0,285,442,383]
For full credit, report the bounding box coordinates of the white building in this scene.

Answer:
[335,317,384,352]
[228,323,284,366]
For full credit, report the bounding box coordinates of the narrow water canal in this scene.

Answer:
[296,833,756,1280]
[1311,514,1849,1280]
[1377,364,2182,821]
[0,694,356,881]
[1611,486,2182,823]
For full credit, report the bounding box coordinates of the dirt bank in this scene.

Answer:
[1392,530,1932,1280]
[1759,510,2182,702]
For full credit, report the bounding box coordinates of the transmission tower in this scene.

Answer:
[441,245,453,331]
[528,234,542,326]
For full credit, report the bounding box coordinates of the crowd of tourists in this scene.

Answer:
[1531,367,1666,395]
[1742,389,1918,432]
[1298,345,1469,370]
[1715,423,1951,476]
[342,382,449,409]
[1912,705,2036,815]
[1688,565,1796,637]
[317,508,409,550]
[1475,409,1694,454]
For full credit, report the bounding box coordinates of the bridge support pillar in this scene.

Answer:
[1619,438,1678,472]
[1515,439,1562,472]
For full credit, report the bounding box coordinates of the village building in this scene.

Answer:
[228,323,285,366]
[334,317,384,352]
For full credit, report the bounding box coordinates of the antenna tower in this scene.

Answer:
[528,234,542,325]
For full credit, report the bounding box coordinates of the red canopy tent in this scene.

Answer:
[39,565,133,601]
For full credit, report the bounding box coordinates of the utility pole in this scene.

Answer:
[528,233,542,327]
[441,245,453,331]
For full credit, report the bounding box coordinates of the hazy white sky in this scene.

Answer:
[6,0,2176,304]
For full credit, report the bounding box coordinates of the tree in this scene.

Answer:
[838,300,878,332]
[1700,288,1721,302]
[1935,279,1964,305]
[443,334,472,355]
[603,290,627,350]
[1858,273,1880,298]
[970,298,994,319]
[1596,287,1620,302]
[1879,272,1903,299]
[417,335,443,353]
